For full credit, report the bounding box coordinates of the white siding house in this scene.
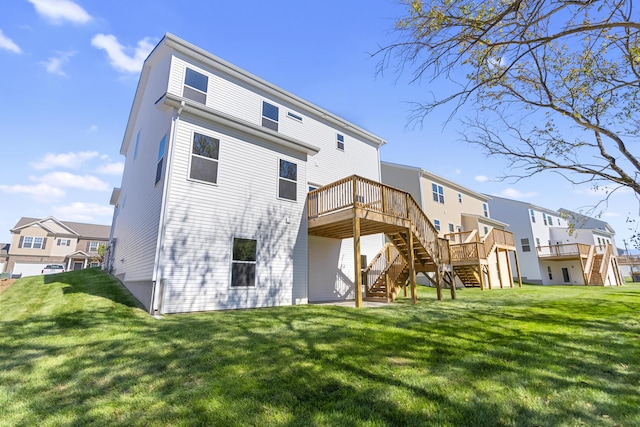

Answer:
[109,34,386,314]
[489,196,623,286]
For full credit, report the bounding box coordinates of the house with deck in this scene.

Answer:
[381,162,521,290]
[3,217,110,277]
[488,197,623,286]
[108,34,452,314]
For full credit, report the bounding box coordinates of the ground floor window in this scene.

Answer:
[562,267,570,283]
[231,238,257,287]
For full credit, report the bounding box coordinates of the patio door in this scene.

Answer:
[73,262,83,271]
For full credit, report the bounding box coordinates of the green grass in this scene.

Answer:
[1,270,639,426]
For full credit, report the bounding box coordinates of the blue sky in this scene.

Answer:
[0,0,636,249]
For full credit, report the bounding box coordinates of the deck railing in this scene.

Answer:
[445,230,477,245]
[537,243,591,258]
[308,175,440,264]
[450,242,486,263]
[617,254,640,265]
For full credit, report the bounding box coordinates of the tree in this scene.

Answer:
[376,0,640,201]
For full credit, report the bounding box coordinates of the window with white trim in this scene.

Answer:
[529,209,536,223]
[189,132,220,184]
[183,68,208,104]
[542,213,548,225]
[231,238,257,287]
[155,134,166,185]
[88,241,100,252]
[432,184,444,203]
[458,193,462,203]
[57,238,71,246]
[535,238,541,247]
[547,266,553,280]
[483,203,489,218]
[449,223,454,233]
[20,236,47,250]
[336,133,344,151]
[278,159,297,201]
[262,101,279,131]
[434,219,441,231]
[521,238,531,252]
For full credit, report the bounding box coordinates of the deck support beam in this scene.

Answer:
[513,250,523,287]
[353,216,362,308]
[407,229,417,304]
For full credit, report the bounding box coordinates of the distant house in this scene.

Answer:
[0,243,9,274]
[381,162,520,289]
[4,217,110,277]
[488,197,623,286]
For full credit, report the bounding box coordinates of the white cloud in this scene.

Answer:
[29,0,92,25]
[0,29,21,53]
[475,175,490,183]
[0,183,65,200]
[30,151,99,170]
[96,162,124,175]
[53,202,113,222]
[574,185,633,197]
[40,50,75,76]
[88,124,98,132]
[454,168,461,175]
[91,34,156,73]
[603,211,621,218]
[33,172,110,191]
[498,188,538,199]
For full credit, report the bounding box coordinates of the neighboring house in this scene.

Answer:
[4,217,110,277]
[108,34,389,314]
[381,162,520,289]
[488,197,623,286]
[0,243,9,274]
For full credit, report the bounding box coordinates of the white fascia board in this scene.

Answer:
[462,213,510,228]
[110,188,121,206]
[158,93,320,155]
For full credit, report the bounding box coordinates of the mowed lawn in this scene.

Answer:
[1,270,639,427]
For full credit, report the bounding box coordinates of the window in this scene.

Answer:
[336,133,344,151]
[547,215,553,226]
[155,134,166,185]
[57,238,71,246]
[133,131,140,160]
[458,193,462,203]
[190,132,220,184]
[183,68,208,104]
[287,111,302,122]
[449,223,454,233]
[278,159,297,201]
[432,183,444,203]
[542,213,548,225]
[483,203,489,217]
[231,238,257,287]
[562,267,570,283]
[90,262,100,268]
[434,219,441,231]
[547,266,553,280]
[483,226,489,235]
[20,236,47,249]
[535,238,541,247]
[529,209,536,223]
[557,218,561,226]
[521,238,531,252]
[262,101,279,131]
[88,241,100,252]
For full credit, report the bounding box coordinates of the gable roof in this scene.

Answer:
[11,217,111,240]
[121,33,386,156]
[0,243,9,257]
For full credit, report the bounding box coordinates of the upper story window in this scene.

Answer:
[529,209,536,223]
[432,184,444,204]
[458,193,462,203]
[190,132,220,184]
[20,236,47,250]
[155,134,166,185]
[448,223,454,233]
[521,238,531,252]
[278,159,297,201]
[262,101,279,131]
[434,219,441,231]
[542,213,548,225]
[483,203,489,217]
[57,238,71,246]
[88,241,100,252]
[183,68,208,104]
[336,133,345,151]
[547,215,553,226]
[287,111,303,122]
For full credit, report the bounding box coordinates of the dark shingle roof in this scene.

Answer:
[11,217,111,240]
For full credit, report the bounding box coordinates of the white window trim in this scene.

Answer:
[187,131,220,187]
[229,236,258,289]
[277,158,298,203]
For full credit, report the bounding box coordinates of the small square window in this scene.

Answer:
[231,238,257,287]
[336,134,344,151]
[278,159,297,201]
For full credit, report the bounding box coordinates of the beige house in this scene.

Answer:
[4,217,111,277]
[381,162,521,289]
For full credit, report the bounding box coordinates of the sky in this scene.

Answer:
[0,0,637,250]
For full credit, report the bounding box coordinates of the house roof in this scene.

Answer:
[0,243,9,256]
[485,195,562,216]
[11,217,111,240]
[121,33,387,155]
[461,213,509,229]
[381,161,490,202]
[558,208,616,235]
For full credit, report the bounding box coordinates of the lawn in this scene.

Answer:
[1,270,638,426]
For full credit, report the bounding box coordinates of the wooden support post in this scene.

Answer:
[435,269,443,301]
[353,216,362,308]
[486,265,493,290]
[496,250,504,289]
[513,250,523,287]
[506,249,514,288]
[580,256,588,286]
[449,270,457,299]
[407,229,417,304]
[479,266,486,291]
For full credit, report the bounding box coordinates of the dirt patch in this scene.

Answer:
[0,279,16,294]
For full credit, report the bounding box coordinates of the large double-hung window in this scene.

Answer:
[278,159,297,201]
[190,132,220,184]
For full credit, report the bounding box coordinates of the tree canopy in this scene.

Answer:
[377,0,640,201]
